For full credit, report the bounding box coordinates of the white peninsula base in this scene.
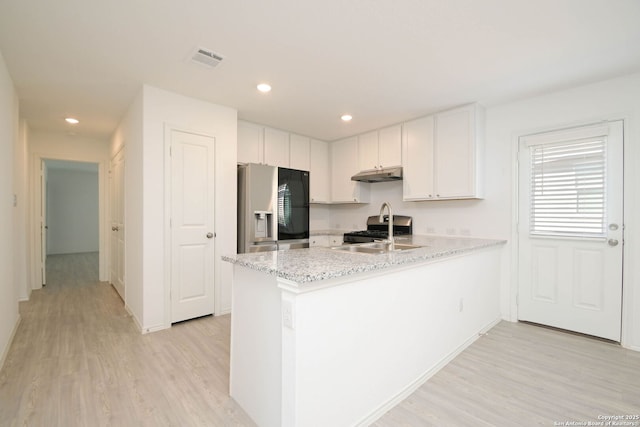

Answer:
[229,245,503,427]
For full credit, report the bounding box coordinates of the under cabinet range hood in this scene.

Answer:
[351,166,403,183]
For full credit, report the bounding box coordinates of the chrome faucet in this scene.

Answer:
[379,201,394,251]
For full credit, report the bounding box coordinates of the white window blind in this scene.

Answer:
[529,138,606,238]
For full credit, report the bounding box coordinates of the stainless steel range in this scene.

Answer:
[343,215,413,244]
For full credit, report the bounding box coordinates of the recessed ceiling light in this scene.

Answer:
[257,83,272,93]
[341,114,353,122]
[65,117,79,124]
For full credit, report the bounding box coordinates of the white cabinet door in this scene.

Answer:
[378,124,402,168]
[310,139,330,203]
[358,131,379,171]
[434,105,476,198]
[290,134,310,171]
[264,127,290,168]
[402,116,434,200]
[309,235,329,247]
[358,126,401,171]
[329,235,343,246]
[238,121,264,164]
[331,137,369,203]
[402,104,482,201]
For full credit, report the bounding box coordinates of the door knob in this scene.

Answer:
[206,232,214,239]
[608,239,619,247]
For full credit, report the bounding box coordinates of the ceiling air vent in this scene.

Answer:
[190,47,224,68]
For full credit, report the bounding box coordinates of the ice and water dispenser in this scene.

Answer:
[253,210,273,239]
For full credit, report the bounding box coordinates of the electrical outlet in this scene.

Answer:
[282,300,294,329]
[446,228,456,235]
[460,228,470,236]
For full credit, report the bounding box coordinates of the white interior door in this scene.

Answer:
[110,149,125,299]
[518,121,623,341]
[170,130,216,323]
[40,160,47,285]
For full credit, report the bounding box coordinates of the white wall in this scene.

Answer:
[110,89,143,328]
[0,51,19,369]
[328,72,640,350]
[485,73,640,350]
[115,85,237,332]
[15,120,29,302]
[46,167,99,254]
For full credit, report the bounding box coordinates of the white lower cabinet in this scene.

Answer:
[328,235,343,246]
[402,103,483,201]
[309,235,343,247]
[309,236,330,247]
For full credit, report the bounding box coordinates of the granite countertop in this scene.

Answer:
[222,235,506,285]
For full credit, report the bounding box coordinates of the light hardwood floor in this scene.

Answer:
[1,253,639,426]
[0,253,255,426]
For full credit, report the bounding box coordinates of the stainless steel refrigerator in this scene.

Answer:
[237,163,310,253]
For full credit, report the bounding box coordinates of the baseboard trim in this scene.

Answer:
[0,314,22,371]
[355,317,502,427]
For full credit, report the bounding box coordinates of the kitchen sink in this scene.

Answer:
[331,241,423,254]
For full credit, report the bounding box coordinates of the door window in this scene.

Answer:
[529,138,606,238]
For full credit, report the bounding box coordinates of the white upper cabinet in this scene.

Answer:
[264,127,290,168]
[358,131,379,171]
[238,121,291,167]
[331,137,369,203]
[402,104,483,201]
[357,125,402,171]
[238,121,264,164]
[434,105,482,199]
[310,139,330,203]
[378,124,402,168]
[402,115,435,200]
[289,134,311,171]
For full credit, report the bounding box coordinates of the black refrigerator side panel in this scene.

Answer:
[277,168,310,241]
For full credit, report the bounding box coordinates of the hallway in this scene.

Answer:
[45,252,99,287]
[0,253,254,426]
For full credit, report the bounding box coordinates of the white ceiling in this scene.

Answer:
[1,0,639,142]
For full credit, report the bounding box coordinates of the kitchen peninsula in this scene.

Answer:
[223,235,506,427]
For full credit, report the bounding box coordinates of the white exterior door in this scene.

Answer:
[109,148,125,299]
[518,121,623,341]
[170,130,216,323]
